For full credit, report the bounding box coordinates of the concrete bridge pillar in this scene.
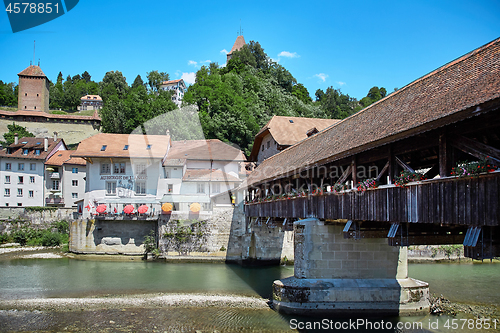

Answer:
[273,218,430,316]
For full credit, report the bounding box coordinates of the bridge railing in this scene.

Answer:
[245,172,500,226]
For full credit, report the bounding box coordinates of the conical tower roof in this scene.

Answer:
[228,35,246,55]
[18,65,46,77]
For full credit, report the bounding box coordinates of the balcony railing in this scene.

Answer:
[46,197,64,204]
[245,172,500,227]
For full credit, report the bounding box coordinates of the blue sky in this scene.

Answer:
[0,0,499,100]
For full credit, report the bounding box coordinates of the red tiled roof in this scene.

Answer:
[182,169,241,182]
[0,137,64,160]
[161,79,183,85]
[72,133,171,159]
[81,94,102,101]
[46,150,86,166]
[18,65,46,77]
[229,35,246,55]
[165,139,246,164]
[247,37,500,186]
[249,116,340,161]
[0,110,101,121]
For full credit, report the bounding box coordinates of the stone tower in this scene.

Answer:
[17,65,49,112]
[226,35,246,63]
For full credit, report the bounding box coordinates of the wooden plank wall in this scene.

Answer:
[245,173,500,226]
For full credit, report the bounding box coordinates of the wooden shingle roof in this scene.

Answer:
[247,37,500,186]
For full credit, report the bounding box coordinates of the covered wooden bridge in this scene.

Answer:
[245,38,500,260]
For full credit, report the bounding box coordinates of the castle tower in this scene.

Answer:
[17,65,49,112]
[226,35,246,63]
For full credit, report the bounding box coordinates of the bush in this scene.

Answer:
[52,220,69,234]
[41,232,61,247]
[0,233,11,244]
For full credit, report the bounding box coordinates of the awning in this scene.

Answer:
[160,194,211,203]
[98,197,159,204]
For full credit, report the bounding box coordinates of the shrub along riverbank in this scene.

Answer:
[0,220,69,251]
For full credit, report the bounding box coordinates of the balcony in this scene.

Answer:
[50,173,60,179]
[46,197,64,205]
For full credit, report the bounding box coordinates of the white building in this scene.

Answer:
[0,135,66,207]
[160,139,246,211]
[45,150,86,208]
[72,133,246,217]
[160,79,187,107]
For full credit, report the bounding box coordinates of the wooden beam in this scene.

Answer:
[451,135,500,164]
[352,157,357,185]
[376,161,390,181]
[395,156,415,173]
[439,134,452,177]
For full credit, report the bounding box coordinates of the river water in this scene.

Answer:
[0,258,498,332]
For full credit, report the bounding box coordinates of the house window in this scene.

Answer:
[5,163,11,170]
[197,183,205,194]
[17,203,22,206]
[164,170,170,178]
[136,164,146,175]
[30,163,36,171]
[4,189,10,197]
[30,176,35,183]
[267,141,270,149]
[136,182,146,195]
[261,144,264,151]
[146,144,152,150]
[18,176,23,184]
[72,193,78,199]
[168,184,173,193]
[5,176,10,184]
[29,190,34,198]
[114,163,126,174]
[101,163,110,174]
[23,148,29,155]
[123,145,129,150]
[106,181,117,195]
[18,163,24,171]
[35,149,41,156]
[213,183,220,193]
[72,180,78,186]
[72,167,78,173]
[17,188,23,197]
[52,180,59,191]
[101,145,107,151]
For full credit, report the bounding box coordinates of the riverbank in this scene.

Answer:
[0,293,269,312]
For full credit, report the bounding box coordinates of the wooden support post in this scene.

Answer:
[439,134,452,177]
[388,146,396,184]
[352,157,357,186]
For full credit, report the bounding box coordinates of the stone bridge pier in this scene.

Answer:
[272,218,430,316]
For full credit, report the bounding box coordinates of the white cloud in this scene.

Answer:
[220,49,229,54]
[337,81,346,86]
[181,72,196,85]
[200,60,211,64]
[188,60,198,67]
[314,73,328,82]
[278,51,299,58]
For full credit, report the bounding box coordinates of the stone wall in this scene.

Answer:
[0,207,77,234]
[0,119,100,145]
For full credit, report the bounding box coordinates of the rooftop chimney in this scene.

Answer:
[53,132,58,141]
[14,133,18,145]
[44,137,48,152]
[166,129,170,136]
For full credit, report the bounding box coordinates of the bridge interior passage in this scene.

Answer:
[246,99,500,260]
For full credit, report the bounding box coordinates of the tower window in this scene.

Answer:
[25,93,27,96]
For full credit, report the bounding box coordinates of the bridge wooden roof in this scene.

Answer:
[247,37,500,186]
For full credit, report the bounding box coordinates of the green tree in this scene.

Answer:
[292,84,312,104]
[132,75,145,89]
[2,123,34,145]
[146,70,169,92]
[82,71,91,83]
[100,71,129,100]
